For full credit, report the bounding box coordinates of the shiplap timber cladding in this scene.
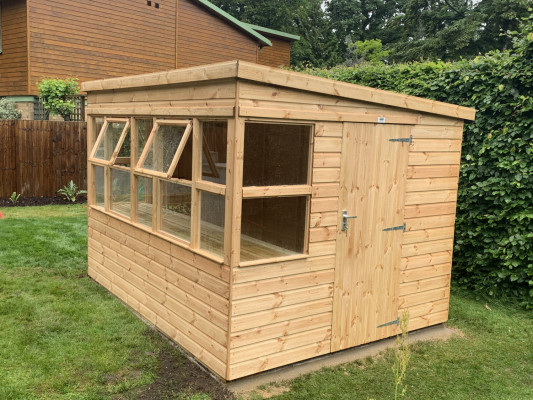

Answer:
[0,0,28,95]
[83,61,475,380]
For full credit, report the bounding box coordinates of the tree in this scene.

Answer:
[0,98,22,119]
[37,78,80,121]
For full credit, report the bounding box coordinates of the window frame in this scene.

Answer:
[237,120,314,267]
[88,118,131,166]
[134,119,192,179]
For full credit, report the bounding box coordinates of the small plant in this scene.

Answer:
[393,311,411,400]
[9,192,21,205]
[57,181,87,202]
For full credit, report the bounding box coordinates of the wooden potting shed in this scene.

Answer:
[83,60,476,381]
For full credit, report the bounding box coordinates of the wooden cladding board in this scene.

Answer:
[177,0,257,68]
[257,36,291,67]
[0,0,28,95]
[227,122,341,380]
[26,0,177,94]
[398,124,463,331]
[87,208,230,378]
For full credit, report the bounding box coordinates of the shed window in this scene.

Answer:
[137,121,192,177]
[240,122,312,263]
[89,117,228,261]
[90,119,130,163]
[243,123,310,186]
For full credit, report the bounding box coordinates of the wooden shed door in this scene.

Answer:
[332,123,410,352]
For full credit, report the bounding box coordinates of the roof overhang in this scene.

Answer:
[82,60,476,121]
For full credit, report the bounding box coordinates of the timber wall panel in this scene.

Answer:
[26,0,177,94]
[228,121,341,380]
[0,0,28,95]
[257,37,291,67]
[177,0,257,68]
[399,124,463,327]
[87,208,230,378]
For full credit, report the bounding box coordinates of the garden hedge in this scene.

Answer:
[297,22,533,308]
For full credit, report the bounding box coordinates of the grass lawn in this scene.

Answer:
[0,205,531,400]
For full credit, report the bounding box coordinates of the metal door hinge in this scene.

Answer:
[342,210,357,231]
[383,223,406,232]
[389,136,412,145]
[377,317,400,328]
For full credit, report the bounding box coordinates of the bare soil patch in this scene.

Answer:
[0,195,87,207]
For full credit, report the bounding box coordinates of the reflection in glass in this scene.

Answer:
[94,165,105,207]
[94,121,127,161]
[202,121,227,184]
[141,124,186,173]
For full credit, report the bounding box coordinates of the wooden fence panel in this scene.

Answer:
[0,120,87,198]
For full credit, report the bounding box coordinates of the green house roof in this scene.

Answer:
[192,0,299,46]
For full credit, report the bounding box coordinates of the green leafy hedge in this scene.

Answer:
[297,22,533,308]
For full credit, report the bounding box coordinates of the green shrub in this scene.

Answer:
[297,20,533,308]
[37,77,80,121]
[0,98,22,119]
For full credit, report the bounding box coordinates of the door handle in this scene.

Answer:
[342,210,357,231]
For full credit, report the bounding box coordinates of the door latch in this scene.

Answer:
[342,210,357,231]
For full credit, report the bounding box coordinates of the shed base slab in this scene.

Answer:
[227,323,455,394]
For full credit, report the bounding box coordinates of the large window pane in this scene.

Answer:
[200,192,225,257]
[202,121,227,184]
[243,123,311,186]
[111,168,130,217]
[93,121,127,161]
[241,196,307,262]
[94,165,105,207]
[161,181,191,242]
[136,176,153,228]
[141,124,187,173]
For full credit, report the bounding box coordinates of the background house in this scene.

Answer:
[0,0,299,119]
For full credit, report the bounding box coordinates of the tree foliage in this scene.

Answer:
[296,19,533,307]
[37,78,80,121]
[0,98,22,120]
[210,0,533,66]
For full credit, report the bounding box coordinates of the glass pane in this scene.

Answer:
[136,119,154,160]
[202,121,227,184]
[161,181,191,242]
[94,165,105,207]
[172,134,192,181]
[136,176,153,228]
[141,124,186,173]
[241,196,307,262]
[111,168,130,217]
[243,123,311,186]
[115,129,131,167]
[94,121,126,161]
[92,117,105,150]
[200,192,225,257]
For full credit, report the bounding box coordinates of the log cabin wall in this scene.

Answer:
[26,0,177,95]
[0,0,28,96]
[87,208,230,377]
[176,0,258,68]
